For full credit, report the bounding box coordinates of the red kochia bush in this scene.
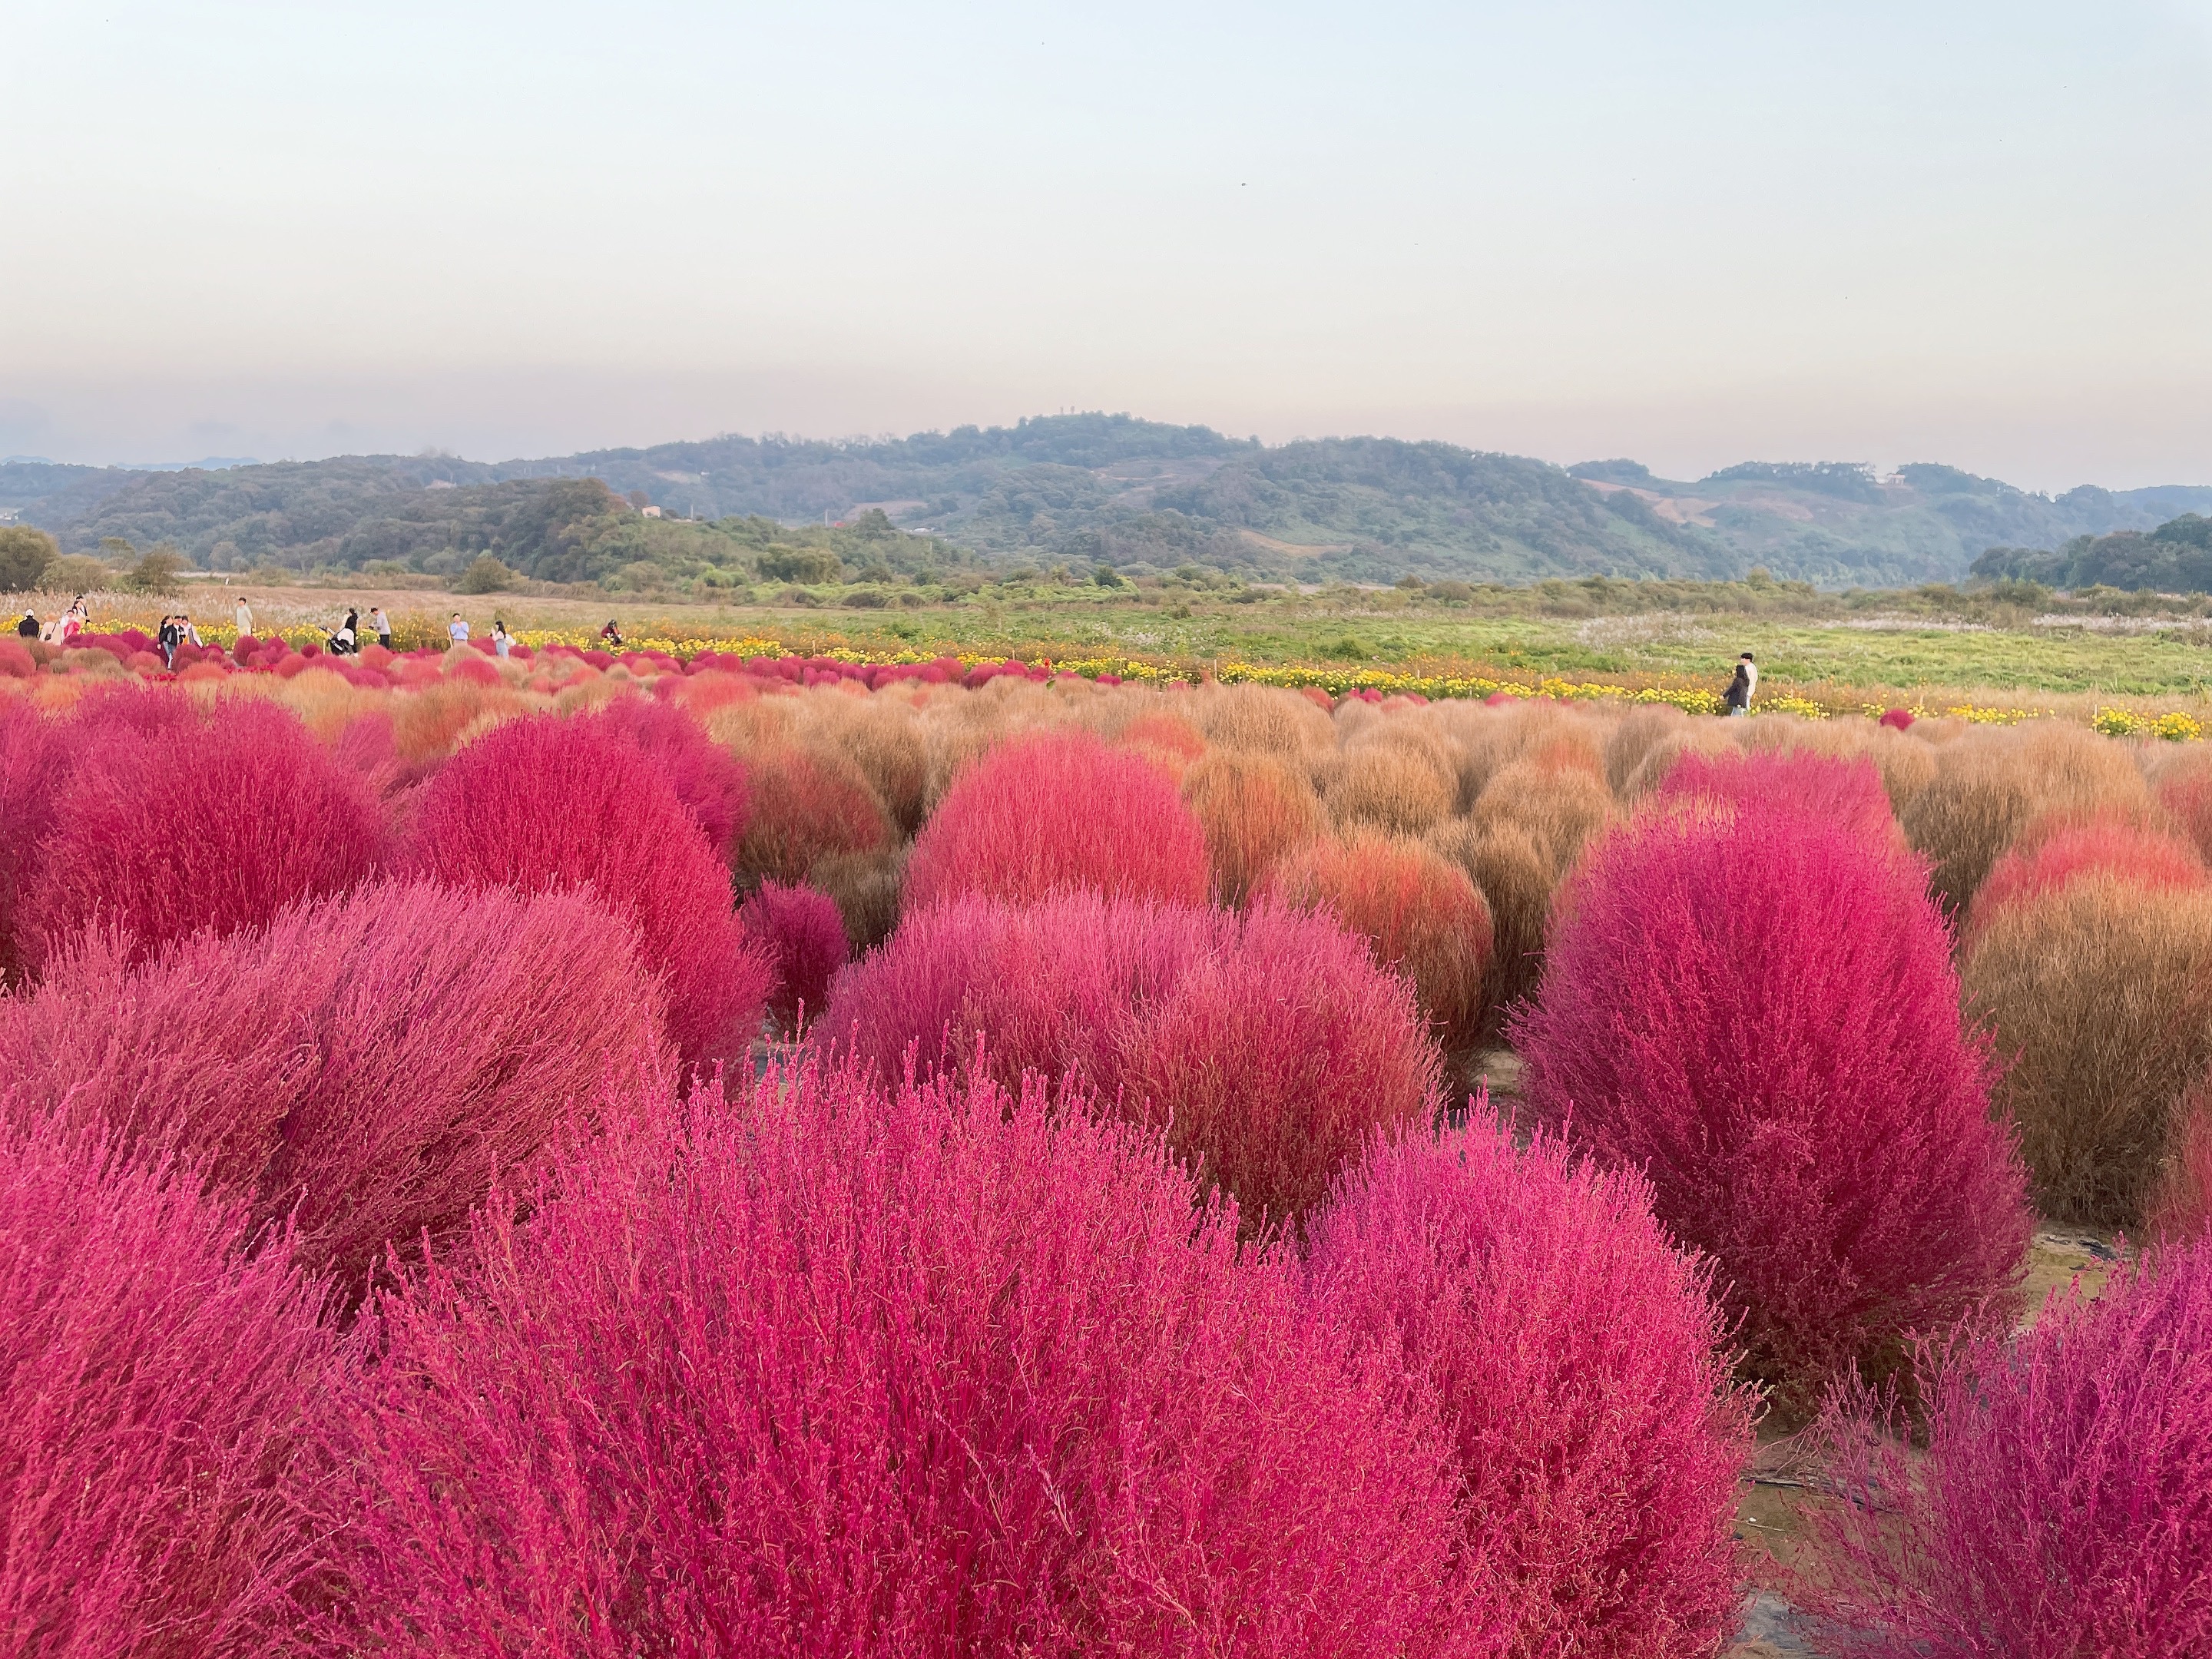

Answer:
[1116,901,1439,1233]
[737,879,849,1033]
[0,697,67,984]
[1969,814,2208,939]
[587,694,750,859]
[904,728,1210,909]
[18,691,385,974]
[826,895,1438,1233]
[306,1060,1472,1657]
[409,713,771,1067]
[1306,1118,1754,1657]
[0,882,670,1288]
[1810,1239,2212,1657]
[0,1118,334,1657]
[1656,748,1899,846]
[1513,796,2032,1411]
[823,891,1223,1094]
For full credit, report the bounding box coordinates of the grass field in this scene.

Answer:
[31,572,2212,719]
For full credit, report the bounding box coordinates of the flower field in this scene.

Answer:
[4,639,2210,1657]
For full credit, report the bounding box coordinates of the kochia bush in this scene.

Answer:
[0,1117,335,1657]
[408,712,771,1067]
[1268,831,1493,1054]
[1513,796,2032,1412]
[0,697,68,984]
[0,881,670,1288]
[904,728,1210,909]
[306,1061,1472,1657]
[18,691,385,974]
[586,693,750,859]
[737,879,849,1034]
[1968,814,2208,941]
[1306,1119,1754,1657]
[826,894,1438,1233]
[1654,748,1898,848]
[1810,1239,2212,1657]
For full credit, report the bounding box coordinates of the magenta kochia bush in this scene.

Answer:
[1306,1118,1754,1657]
[824,894,1438,1232]
[18,690,385,975]
[0,1116,334,1657]
[587,693,750,859]
[306,1060,1475,1656]
[0,880,669,1287]
[408,712,771,1066]
[1512,796,2031,1409]
[904,728,1211,908]
[737,879,849,1033]
[1810,1238,2212,1656]
[824,891,1224,1093]
[1654,748,1897,846]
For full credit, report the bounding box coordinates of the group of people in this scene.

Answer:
[14,598,90,647]
[316,606,394,656]
[156,613,204,668]
[1722,651,1759,714]
[446,613,518,657]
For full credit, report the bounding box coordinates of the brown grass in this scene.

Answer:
[1962,875,2212,1227]
[1469,758,1617,876]
[1181,750,1324,905]
[1432,700,1610,808]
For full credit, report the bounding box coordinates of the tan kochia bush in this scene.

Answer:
[1963,876,2212,1227]
[1435,700,1608,809]
[1431,820,1554,1038]
[794,692,928,835]
[1185,683,1336,758]
[1470,758,1616,876]
[917,680,1075,809]
[1904,724,2154,919]
[1604,705,1700,798]
[811,846,906,951]
[1182,750,1324,905]
[1326,724,1459,836]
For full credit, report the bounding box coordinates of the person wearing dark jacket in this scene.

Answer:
[15,612,37,639]
[1723,657,1753,716]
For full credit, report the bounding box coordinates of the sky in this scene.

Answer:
[4,1,2210,490]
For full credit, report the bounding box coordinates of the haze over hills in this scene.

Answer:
[4,414,2207,591]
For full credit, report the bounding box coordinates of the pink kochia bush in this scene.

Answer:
[1306,1118,1754,1657]
[1810,1238,2212,1657]
[586,693,750,859]
[737,879,849,1033]
[1656,748,1899,847]
[17,690,385,975]
[0,1117,334,1657]
[824,893,1439,1233]
[305,1059,1472,1656]
[1513,793,2032,1411]
[0,880,669,1287]
[904,728,1211,909]
[408,712,771,1067]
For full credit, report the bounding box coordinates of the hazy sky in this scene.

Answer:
[5,1,2210,488]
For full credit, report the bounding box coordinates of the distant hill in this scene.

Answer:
[5,413,2208,589]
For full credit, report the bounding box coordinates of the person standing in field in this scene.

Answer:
[492,618,513,659]
[1724,656,1753,717]
[233,596,253,638]
[15,611,37,639]
[370,607,392,651]
[449,613,469,646]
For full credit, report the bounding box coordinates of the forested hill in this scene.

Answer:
[5,412,2209,589]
